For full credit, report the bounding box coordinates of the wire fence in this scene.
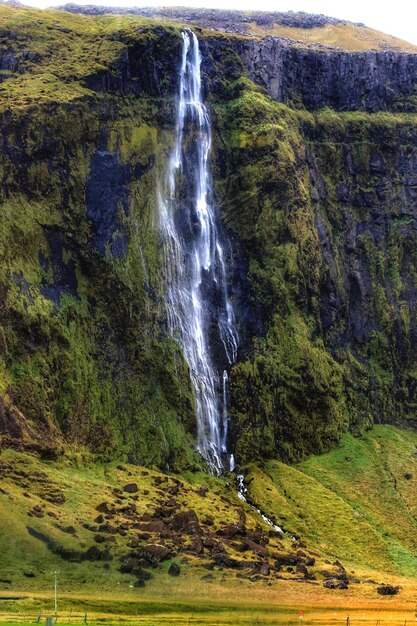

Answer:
[0,613,416,625]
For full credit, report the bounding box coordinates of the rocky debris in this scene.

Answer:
[187,537,204,556]
[29,505,44,518]
[123,483,138,493]
[245,540,268,557]
[217,523,246,538]
[168,562,181,576]
[323,578,349,589]
[56,524,76,535]
[97,523,117,534]
[95,502,114,514]
[38,487,66,505]
[377,584,401,595]
[274,552,303,567]
[259,562,270,576]
[170,510,201,534]
[139,544,172,565]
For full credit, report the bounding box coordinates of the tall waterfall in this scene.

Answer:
[159,30,238,474]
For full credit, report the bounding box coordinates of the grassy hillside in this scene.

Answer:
[246,425,417,576]
[1,426,417,621]
[247,22,417,52]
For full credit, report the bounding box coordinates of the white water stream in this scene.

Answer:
[159,31,238,474]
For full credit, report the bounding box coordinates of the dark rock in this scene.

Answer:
[239,40,417,112]
[217,523,245,539]
[96,502,113,514]
[136,520,165,533]
[97,524,117,534]
[296,563,308,576]
[140,544,171,565]
[170,510,201,535]
[323,578,349,589]
[188,537,204,555]
[168,562,181,576]
[123,483,139,494]
[377,585,400,596]
[259,562,270,576]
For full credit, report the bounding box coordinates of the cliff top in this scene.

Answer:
[56,4,417,53]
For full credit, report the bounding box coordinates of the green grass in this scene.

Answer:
[246,426,417,576]
[0,5,181,110]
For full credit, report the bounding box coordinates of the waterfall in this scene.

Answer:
[159,30,238,474]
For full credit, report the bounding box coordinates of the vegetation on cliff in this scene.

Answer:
[1,3,417,472]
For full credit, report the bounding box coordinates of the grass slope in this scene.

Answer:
[247,425,417,576]
[247,22,417,52]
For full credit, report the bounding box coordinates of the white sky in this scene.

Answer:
[21,0,417,46]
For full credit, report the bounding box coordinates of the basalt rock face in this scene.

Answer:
[238,40,417,111]
[1,6,417,468]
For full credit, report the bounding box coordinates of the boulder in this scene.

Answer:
[140,544,171,565]
[217,523,245,538]
[377,585,400,596]
[170,510,201,534]
[168,562,181,577]
[123,483,139,493]
[323,578,348,590]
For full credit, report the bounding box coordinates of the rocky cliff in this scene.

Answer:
[1,4,417,468]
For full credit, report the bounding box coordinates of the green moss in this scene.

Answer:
[246,425,417,575]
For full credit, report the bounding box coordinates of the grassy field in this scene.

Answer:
[1,426,417,623]
[0,585,417,625]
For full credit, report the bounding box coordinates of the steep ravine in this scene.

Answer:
[0,6,417,470]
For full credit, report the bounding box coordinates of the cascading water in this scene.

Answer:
[159,30,238,474]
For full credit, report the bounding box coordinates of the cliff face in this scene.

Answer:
[1,5,417,468]
[239,40,417,111]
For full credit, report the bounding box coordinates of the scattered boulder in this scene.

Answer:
[123,483,139,494]
[96,502,113,514]
[244,540,268,558]
[168,562,181,577]
[296,563,308,576]
[188,537,204,555]
[217,523,245,539]
[140,544,171,565]
[98,523,117,534]
[323,578,348,590]
[259,562,270,576]
[170,510,200,534]
[377,584,400,596]
[137,520,165,533]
